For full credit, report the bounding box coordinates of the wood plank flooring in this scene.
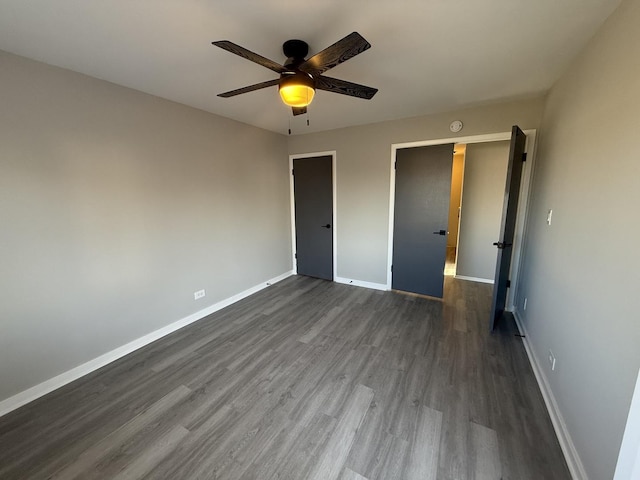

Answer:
[0,275,571,479]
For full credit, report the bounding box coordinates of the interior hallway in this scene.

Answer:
[0,275,570,479]
[444,246,457,277]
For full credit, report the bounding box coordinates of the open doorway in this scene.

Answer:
[387,130,537,315]
[454,141,511,284]
[445,141,513,283]
[445,145,465,276]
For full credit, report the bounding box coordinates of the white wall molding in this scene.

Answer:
[334,277,388,291]
[513,309,588,480]
[614,368,640,480]
[0,270,294,418]
[454,275,494,284]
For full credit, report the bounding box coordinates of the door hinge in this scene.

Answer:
[292,169,294,175]
[394,161,397,170]
[391,265,393,272]
[294,253,297,259]
[522,152,527,162]
[506,280,511,288]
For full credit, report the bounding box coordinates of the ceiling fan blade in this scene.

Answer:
[217,78,280,98]
[212,41,286,74]
[316,76,378,100]
[292,106,307,116]
[300,32,371,75]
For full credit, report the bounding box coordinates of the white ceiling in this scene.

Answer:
[0,0,621,135]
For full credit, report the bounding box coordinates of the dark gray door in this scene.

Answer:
[490,126,527,330]
[293,155,333,280]
[392,144,454,297]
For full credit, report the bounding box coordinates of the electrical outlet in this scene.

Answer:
[523,298,528,311]
[546,209,553,225]
[194,289,205,300]
[548,350,556,371]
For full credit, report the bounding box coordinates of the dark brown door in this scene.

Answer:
[489,126,527,330]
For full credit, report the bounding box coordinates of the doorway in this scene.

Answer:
[445,145,465,277]
[387,130,537,315]
[289,152,337,281]
[455,141,511,283]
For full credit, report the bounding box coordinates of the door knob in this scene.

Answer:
[432,230,446,236]
[493,242,513,249]
[322,224,331,229]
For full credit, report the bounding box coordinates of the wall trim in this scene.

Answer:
[0,270,295,419]
[513,309,588,480]
[614,368,640,480]
[453,275,494,284]
[335,277,388,291]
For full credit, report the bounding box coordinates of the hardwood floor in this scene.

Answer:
[0,275,571,479]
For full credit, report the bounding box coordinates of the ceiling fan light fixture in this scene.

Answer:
[279,72,315,107]
[213,33,377,115]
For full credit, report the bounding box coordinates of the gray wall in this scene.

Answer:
[288,99,545,286]
[456,141,509,280]
[516,0,640,477]
[0,51,291,403]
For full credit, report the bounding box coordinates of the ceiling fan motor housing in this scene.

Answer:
[280,40,315,108]
[282,39,309,66]
[280,70,315,88]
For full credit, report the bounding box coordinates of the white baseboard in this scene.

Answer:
[0,270,295,418]
[454,275,494,284]
[335,277,388,291]
[513,309,588,480]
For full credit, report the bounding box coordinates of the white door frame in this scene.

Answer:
[289,151,338,280]
[386,130,537,311]
[615,368,640,480]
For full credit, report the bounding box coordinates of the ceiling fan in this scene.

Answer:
[212,32,378,116]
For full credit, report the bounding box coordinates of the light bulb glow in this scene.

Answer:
[279,85,315,107]
[279,72,315,107]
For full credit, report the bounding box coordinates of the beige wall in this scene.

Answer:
[0,51,291,403]
[517,0,640,477]
[288,98,545,285]
[456,141,509,280]
[447,152,464,248]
